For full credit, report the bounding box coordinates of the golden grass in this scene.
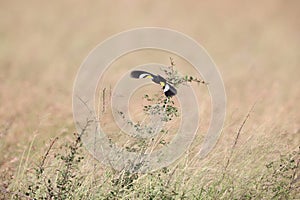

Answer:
[0,0,299,199]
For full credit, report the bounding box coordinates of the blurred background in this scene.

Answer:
[0,0,299,176]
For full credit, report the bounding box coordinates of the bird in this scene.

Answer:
[130,70,177,97]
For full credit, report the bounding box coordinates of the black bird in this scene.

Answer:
[130,70,177,97]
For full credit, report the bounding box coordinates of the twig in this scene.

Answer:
[169,57,175,73]
[165,164,179,187]
[290,148,300,188]
[39,137,59,175]
[224,103,256,172]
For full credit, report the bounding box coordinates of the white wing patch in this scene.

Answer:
[139,73,150,79]
[163,84,170,92]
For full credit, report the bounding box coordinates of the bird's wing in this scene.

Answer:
[163,83,177,97]
[131,70,177,97]
[130,70,155,80]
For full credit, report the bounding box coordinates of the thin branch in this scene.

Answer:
[39,137,59,175]
[102,88,106,114]
[224,103,256,172]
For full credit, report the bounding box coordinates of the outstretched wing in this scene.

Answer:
[131,70,177,97]
[130,70,155,80]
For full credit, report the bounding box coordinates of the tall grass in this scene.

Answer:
[1,61,299,199]
[3,133,298,199]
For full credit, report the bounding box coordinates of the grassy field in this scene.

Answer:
[0,0,299,199]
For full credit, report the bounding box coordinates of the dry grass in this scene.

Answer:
[0,0,299,199]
